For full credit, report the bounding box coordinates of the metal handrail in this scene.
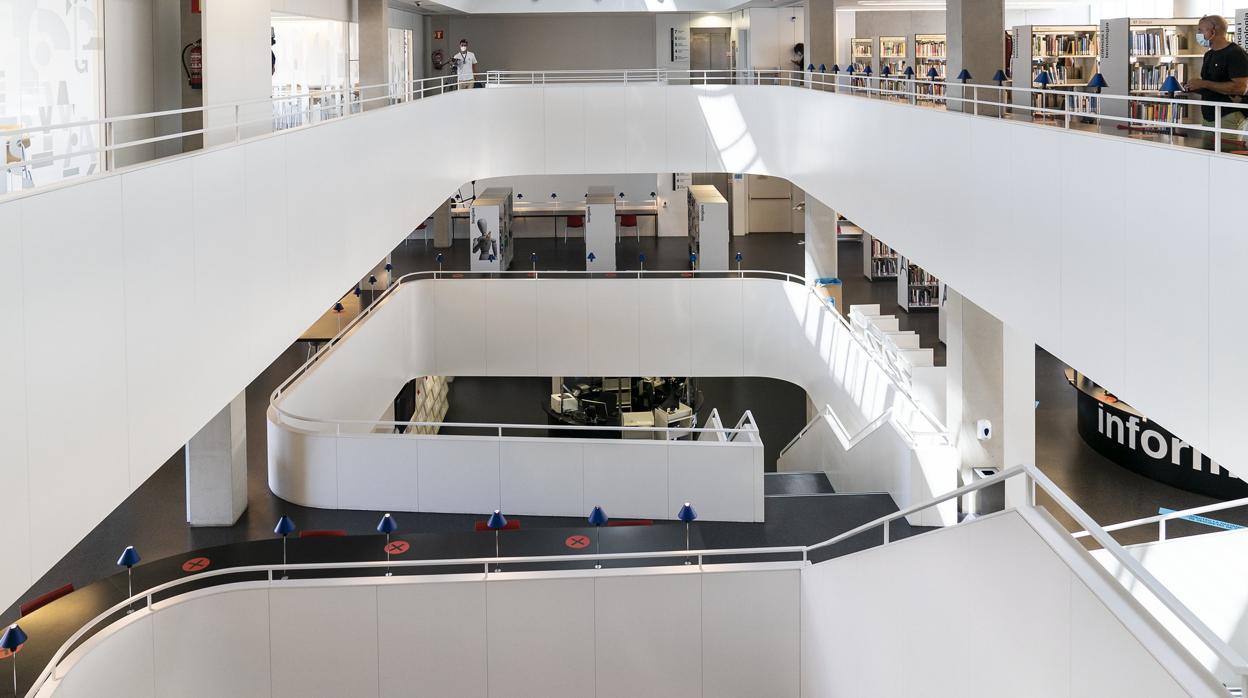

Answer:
[1072,494,1248,542]
[23,461,1248,695]
[7,67,1248,195]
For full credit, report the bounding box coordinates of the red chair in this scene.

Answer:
[299,529,347,538]
[564,215,584,242]
[20,583,74,617]
[474,519,521,531]
[618,214,639,242]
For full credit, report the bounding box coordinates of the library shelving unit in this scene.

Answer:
[897,257,940,311]
[837,214,863,241]
[1011,25,1100,119]
[862,233,899,281]
[915,34,947,98]
[406,376,449,435]
[879,36,908,89]
[1099,18,1213,131]
[851,38,873,73]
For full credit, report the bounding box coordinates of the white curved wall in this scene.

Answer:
[39,565,802,698]
[269,276,951,523]
[4,81,1245,609]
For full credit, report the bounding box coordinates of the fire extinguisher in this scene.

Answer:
[182,40,202,90]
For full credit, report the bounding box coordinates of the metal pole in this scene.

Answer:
[126,568,134,614]
[684,522,692,565]
[385,533,392,576]
[494,530,501,572]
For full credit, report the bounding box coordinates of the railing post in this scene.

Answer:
[234,104,241,143]
[882,521,890,545]
[973,85,979,116]
[1215,106,1223,153]
[1159,518,1167,542]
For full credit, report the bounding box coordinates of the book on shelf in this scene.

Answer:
[908,287,938,306]
[1130,101,1185,123]
[880,38,906,57]
[871,239,895,258]
[916,37,946,58]
[1033,64,1086,83]
[1130,29,1189,56]
[872,259,899,277]
[907,265,939,285]
[1129,63,1186,91]
[1031,33,1097,56]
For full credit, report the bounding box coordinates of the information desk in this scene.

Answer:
[1066,369,1248,498]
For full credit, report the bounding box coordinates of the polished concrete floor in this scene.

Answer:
[8,229,1240,624]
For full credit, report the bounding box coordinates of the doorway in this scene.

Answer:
[690,28,731,81]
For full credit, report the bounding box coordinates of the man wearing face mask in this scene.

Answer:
[1183,15,1248,148]
[451,39,479,90]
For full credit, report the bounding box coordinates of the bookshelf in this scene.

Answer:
[915,34,946,98]
[851,38,873,72]
[862,233,898,281]
[897,257,940,311]
[837,214,863,241]
[1099,18,1212,131]
[1011,25,1100,119]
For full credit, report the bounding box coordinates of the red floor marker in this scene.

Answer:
[565,535,591,550]
[181,557,211,573]
[385,540,411,555]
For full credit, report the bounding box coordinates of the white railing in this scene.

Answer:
[266,267,948,450]
[6,68,1246,196]
[1072,494,1248,543]
[24,461,1248,697]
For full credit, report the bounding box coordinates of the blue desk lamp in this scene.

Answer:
[589,506,608,568]
[1,624,27,698]
[677,503,698,564]
[117,546,141,612]
[274,515,295,577]
[487,510,507,571]
[378,513,398,576]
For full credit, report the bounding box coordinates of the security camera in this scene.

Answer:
[976,419,992,441]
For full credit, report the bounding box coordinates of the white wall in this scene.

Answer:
[746,7,806,71]
[1093,527,1248,686]
[5,80,1246,612]
[40,565,801,698]
[104,0,156,167]
[802,507,1227,697]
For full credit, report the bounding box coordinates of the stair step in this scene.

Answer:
[764,472,836,496]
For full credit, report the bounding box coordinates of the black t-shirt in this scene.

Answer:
[1198,42,1248,120]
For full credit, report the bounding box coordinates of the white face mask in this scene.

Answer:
[1197,33,1212,48]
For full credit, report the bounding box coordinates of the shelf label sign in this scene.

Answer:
[1099,20,1111,62]
[1239,9,1248,46]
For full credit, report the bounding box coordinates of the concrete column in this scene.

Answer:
[945,289,1035,510]
[803,0,833,70]
[186,392,248,526]
[946,0,1003,114]
[359,0,390,110]
[804,0,837,71]
[433,199,453,248]
[803,194,838,282]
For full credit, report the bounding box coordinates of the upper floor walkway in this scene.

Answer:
[2,68,1246,616]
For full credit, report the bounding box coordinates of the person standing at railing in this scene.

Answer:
[1183,15,1248,149]
[451,39,479,90]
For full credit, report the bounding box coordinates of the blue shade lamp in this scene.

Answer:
[956,68,972,83]
[378,513,398,576]
[530,252,538,272]
[274,515,295,575]
[881,64,891,77]
[904,66,915,79]
[819,64,826,73]
[829,64,839,74]
[2,624,28,697]
[845,64,855,75]
[436,253,444,273]
[926,66,940,80]
[1034,70,1051,87]
[587,252,596,264]
[117,546,141,611]
[807,63,815,72]
[992,69,1007,86]
[638,253,646,271]
[1087,73,1107,91]
[1160,74,1182,95]
[677,502,697,563]
[487,510,507,571]
[690,253,697,267]
[588,506,608,568]
[735,251,743,273]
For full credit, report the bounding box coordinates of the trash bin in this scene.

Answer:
[813,277,844,315]
[970,467,1005,516]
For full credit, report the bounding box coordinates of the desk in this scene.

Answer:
[299,292,363,342]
